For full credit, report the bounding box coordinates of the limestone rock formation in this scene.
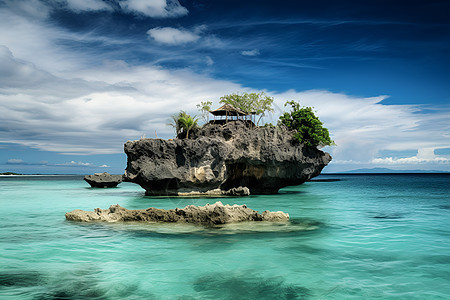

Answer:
[84,172,122,188]
[65,201,289,225]
[124,121,331,195]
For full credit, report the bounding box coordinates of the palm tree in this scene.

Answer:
[178,113,199,139]
[168,111,198,139]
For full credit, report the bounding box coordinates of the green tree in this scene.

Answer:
[196,100,212,123]
[178,113,199,139]
[219,92,274,125]
[278,101,334,147]
[168,111,199,139]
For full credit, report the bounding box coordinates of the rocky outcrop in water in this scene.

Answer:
[65,201,289,225]
[84,172,122,188]
[123,121,331,195]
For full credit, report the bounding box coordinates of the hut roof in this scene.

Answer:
[209,104,248,116]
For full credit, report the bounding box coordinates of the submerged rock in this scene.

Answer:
[84,172,122,188]
[65,201,289,225]
[123,121,331,195]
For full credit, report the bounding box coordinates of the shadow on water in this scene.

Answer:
[0,271,43,287]
[277,190,306,195]
[67,217,324,241]
[193,271,312,299]
[437,205,450,210]
[367,211,406,220]
[307,179,341,182]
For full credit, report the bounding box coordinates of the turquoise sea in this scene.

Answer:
[0,174,449,299]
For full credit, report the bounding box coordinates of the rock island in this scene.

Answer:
[123,120,331,195]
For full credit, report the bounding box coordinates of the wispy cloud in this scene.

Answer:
[4,158,109,167]
[64,0,112,12]
[205,56,214,66]
[56,161,93,166]
[5,0,188,18]
[147,27,201,45]
[119,0,188,18]
[241,49,260,56]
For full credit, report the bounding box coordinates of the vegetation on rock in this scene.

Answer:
[279,101,334,147]
[169,111,199,139]
[196,100,212,123]
[219,92,274,125]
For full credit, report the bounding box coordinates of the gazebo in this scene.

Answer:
[209,104,255,125]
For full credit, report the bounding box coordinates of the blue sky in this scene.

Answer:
[0,0,449,174]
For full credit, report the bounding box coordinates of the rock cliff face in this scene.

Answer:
[123,121,331,195]
[65,202,289,225]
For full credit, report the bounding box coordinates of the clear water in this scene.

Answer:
[0,174,449,299]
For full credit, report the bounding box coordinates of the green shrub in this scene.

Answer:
[278,101,334,147]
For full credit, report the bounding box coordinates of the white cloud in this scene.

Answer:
[241,49,260,56]
[57,161,93,166]
[372,148,450,164]
[7,159,25,164]
[147,27,200,45]
[99,164,110,168]
[119,0,188,18]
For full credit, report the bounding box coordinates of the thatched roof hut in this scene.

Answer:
[209,104,248,116]
[209,104,255,126]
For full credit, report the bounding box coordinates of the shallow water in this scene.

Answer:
[0,174,449,299]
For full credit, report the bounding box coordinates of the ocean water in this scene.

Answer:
[0,174,449,299]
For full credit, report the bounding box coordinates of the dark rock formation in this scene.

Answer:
[65,201,289,225]
[84,172,122,188]
[124,121,331,195]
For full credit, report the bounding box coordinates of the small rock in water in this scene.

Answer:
[65,201,289,225]
[84,172,122,188]
[222,186,250,196]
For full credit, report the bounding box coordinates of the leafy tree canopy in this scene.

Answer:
[219,92,274,125]
[278,101,334,147]
[196,100,212,123]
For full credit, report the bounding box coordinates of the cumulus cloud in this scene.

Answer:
[119,0,188,18]
[147,27,200,45]
[99,164,110,168]
[241,49,260,56]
